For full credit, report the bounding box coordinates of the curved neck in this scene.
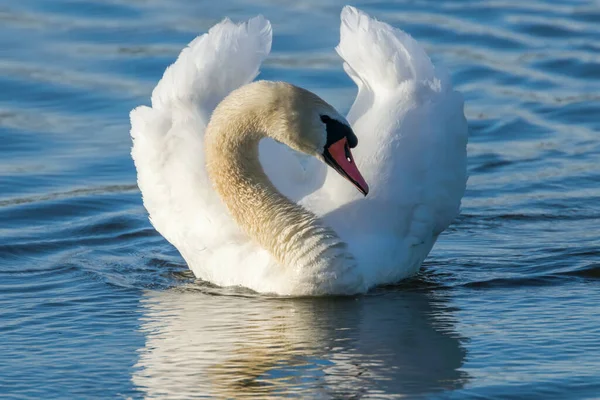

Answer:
[204,87,352,271]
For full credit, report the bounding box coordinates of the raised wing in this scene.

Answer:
[337,6,436,126]
[130,16,272,260]
[151,16,272,121]
[326,6,467,255]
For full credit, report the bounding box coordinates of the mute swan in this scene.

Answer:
[130,6,468,295]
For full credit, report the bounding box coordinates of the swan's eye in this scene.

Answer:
[320,114,358,149]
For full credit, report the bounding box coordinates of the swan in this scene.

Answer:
[130,6,468,295]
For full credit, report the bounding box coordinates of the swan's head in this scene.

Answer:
[259,82,369,196]
[317,114,369,196]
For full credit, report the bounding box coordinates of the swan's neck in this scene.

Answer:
[204,98,353,275]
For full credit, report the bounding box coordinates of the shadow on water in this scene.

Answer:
[132,285,469,398]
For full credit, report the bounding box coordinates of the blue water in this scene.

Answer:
[1,0,600,398]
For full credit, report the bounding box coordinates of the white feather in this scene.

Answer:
[306,6,468,284]
[130,8,468,295]
[131,16,272,275]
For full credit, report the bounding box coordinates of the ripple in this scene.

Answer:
[0,184,136,206]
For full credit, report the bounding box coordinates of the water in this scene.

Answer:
[1,0,599,398]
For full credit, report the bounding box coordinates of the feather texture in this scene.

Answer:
[308,6,468,285]
[130,8,468,295]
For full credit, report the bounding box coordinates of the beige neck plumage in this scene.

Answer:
[204,81,355,279]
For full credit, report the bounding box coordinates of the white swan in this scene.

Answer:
[130,6,468,295]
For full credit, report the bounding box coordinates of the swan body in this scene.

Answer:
[130,7,468,295]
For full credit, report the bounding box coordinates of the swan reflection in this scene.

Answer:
[133,286,468,398]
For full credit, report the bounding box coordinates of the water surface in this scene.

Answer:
[2,0,600,398]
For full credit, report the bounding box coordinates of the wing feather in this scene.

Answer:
[331,6,468,252]
[130,16,272,256]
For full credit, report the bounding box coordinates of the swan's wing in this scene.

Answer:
[337,6,436,126]
[150,16,272,121]
[130,16,272,264]
[325,6,467,250]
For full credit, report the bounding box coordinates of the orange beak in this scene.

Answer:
[323,137,369,196]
